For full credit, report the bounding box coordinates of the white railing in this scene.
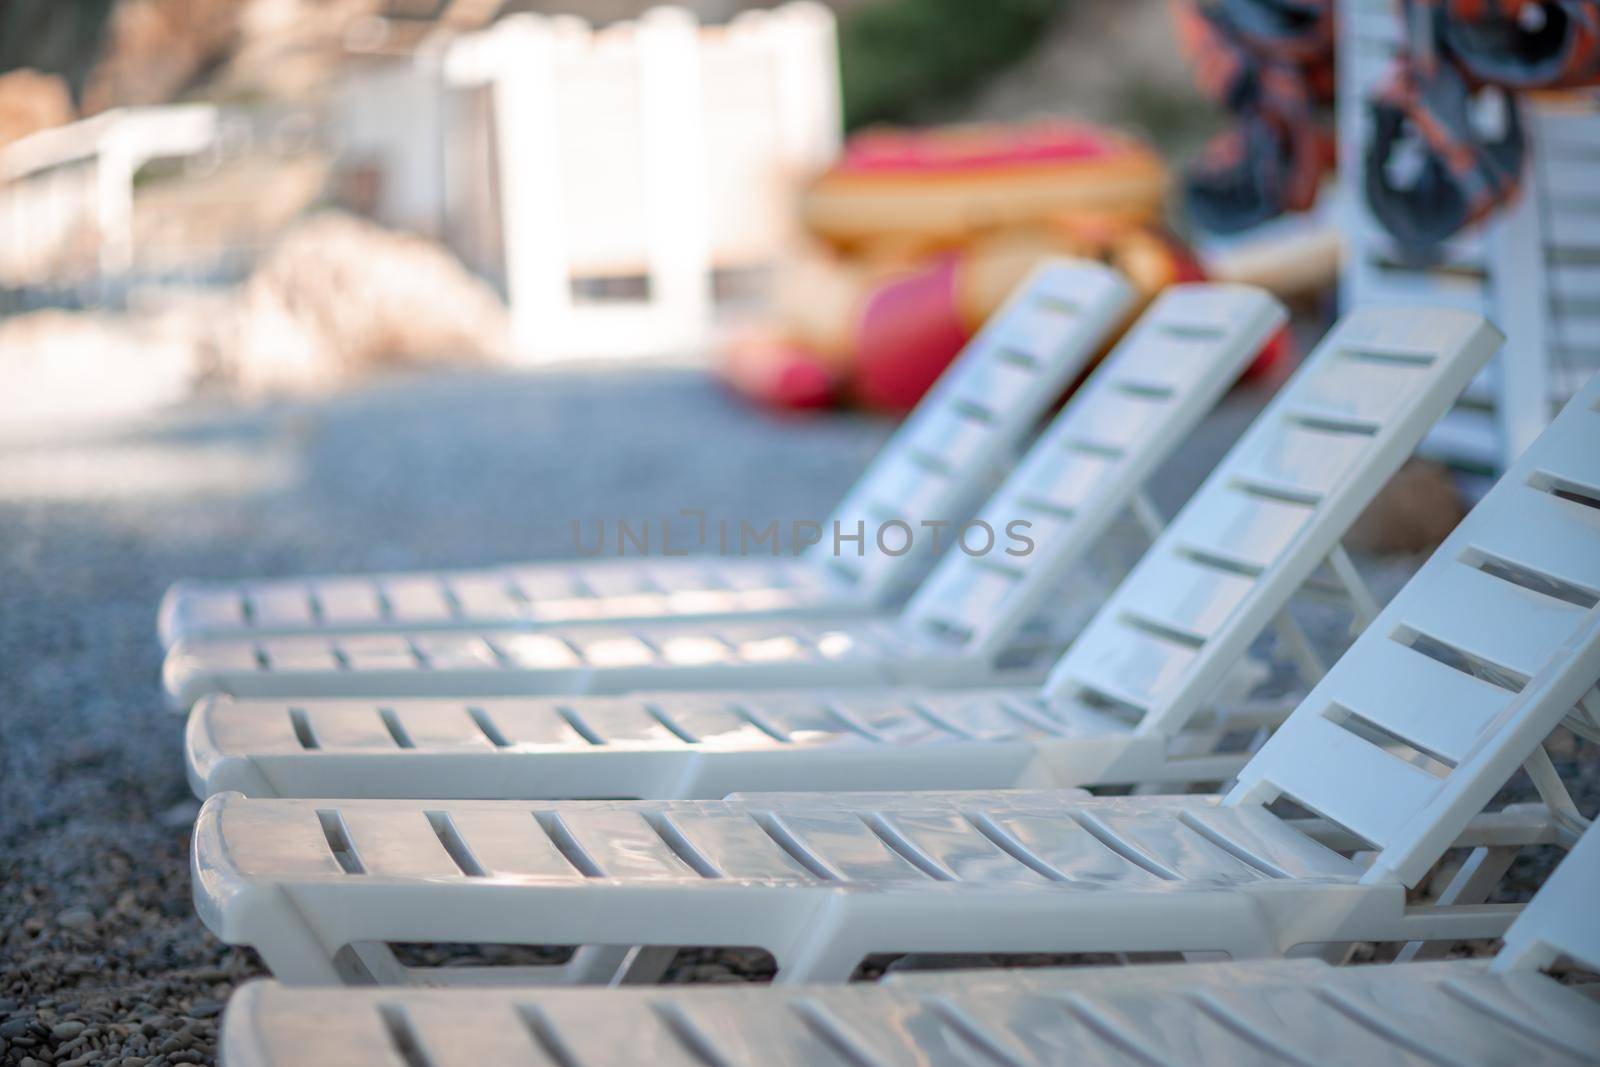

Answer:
[439,2,841,362]
[1337,0,1600,471]
[0,105,220,286]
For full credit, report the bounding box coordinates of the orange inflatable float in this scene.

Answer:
[724,120,1285,412]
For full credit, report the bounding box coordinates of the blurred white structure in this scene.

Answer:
[1337,0,1600,472]
[438,2,841,362]
[0,105,220,286]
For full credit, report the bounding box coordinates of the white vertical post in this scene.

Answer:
[770,1,843,174]
[1489,123,1554,465]
[491,16,575,358]
[94,134,136,277]
[636,6,712,354]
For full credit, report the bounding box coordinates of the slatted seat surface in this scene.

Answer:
[161,284,1284,709]
[159,261,1134,648]
[187,689,1122,799]
[217,810,1600,1066]
[196,790,1387,985]
[206,793,1368,888]
[220,960,1600,1067]
[1041,307,1507,739]
[1232,372,1600,885]
[184,307,1501,799]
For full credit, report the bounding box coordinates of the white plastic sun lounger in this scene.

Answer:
[218,820,1600,1066]
[158,260,1135,650]
[163,284,1289,708]
[184,305,1502,799]
[191,375,1600,986]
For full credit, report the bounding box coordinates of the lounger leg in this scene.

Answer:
[1396,844,1520,962]
[772,932,860,985]
[249,918,348,985]
[1272,611,1327,684]
[558,946,642,985]
[342,942,412,985]
[1326,544,1380,633]
[1129,492,1165,543]
[609,945,679,985]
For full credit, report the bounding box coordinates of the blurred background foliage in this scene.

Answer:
[836,0,1067,127]
[0,0,1072,130]
[0,0,120,98]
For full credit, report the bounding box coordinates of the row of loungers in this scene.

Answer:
[157,262,1600,1063]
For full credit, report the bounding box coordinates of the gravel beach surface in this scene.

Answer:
[1,366,1590,1066]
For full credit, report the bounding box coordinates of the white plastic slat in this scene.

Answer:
[248,588,317,629]
[906,565,1018,639]
[858,456,952,523]
[434,808,587,879]
[377,576,456,623]
[1548,260,1600,302]
[769,810,930,881]
[263,638,344,673]
[388,706,498,750]
[445,576,524,620]
[1398,563,1590,682]
[1171,489,1315,574]
[334,808,463,879]
[948,355,1041,413]
[1551,309,1600,352]
[613,998,840,1067]
[1541,153,1600,201]
[339,635,423,672]
[554,809,701,879]
[1228,421,1382,501]
[1081,810,1271,884]
[1063,389,1170,454]
[1008,447,1117,515]
[1290,352,1446,427]
[294,705,398,749]
[981,811,1165,884]
[407,634,498,670]
[1111,552,1257,645]
[1051,621,1200,712]
[1312,637,1518,766]
[877,812,1052,884]
[1545,207,1600,254]
[312,581,385,626]
[568,701,687,744]
[1465,483,1600,596]
[471,701,598,747]
[217,802,348,878]
[1254,712,1445,848]
[393,1001,566,1067]
[895,408,994,474]
[992,291,1092,357]
[660,810,818,881]
[505,567,586,600]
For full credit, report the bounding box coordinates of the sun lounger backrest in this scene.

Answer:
[898,283,1287,651]
[1041,306,1504,736]
[810,259,1134,603]
[1494,819,1600,974]
[1230,374,1600,888]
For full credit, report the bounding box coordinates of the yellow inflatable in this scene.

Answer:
[724,120,1209,411]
